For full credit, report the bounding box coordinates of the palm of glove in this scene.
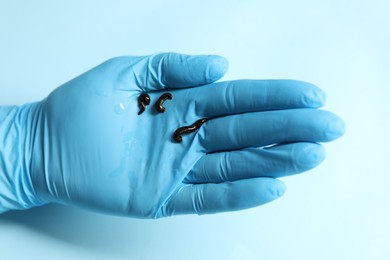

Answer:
[29,53,344,218]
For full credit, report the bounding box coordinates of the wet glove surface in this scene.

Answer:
[0,53,345,218]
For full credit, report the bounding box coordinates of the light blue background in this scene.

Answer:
[0,1,389,259]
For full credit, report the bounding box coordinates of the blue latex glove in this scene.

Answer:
[0,53,345,218]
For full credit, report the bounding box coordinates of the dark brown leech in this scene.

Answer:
[155,93,173,113]
[137,93,151,115]
[173,118,208,143]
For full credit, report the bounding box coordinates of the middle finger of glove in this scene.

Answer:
[197,108,345,152]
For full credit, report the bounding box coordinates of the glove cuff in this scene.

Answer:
[0,102,47,213]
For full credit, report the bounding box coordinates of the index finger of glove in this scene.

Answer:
[121,52,229,91]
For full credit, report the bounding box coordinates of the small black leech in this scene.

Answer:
[173,118,208,143]
[137,93,151,115]
[155,93,173,113]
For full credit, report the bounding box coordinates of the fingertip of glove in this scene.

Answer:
[274,179,287,198]
[206,55,229,82]
[334,116,346,138]
[312,87,327,107]
[297,143,327,169]
[263,178,286,199]
[324,113,346,141]
[301,82,327,108]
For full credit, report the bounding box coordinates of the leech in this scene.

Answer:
[155,93,173,113]
[137,93,150,115]
[173,118,208,143]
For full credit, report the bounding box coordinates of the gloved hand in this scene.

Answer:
[0,53,345,218]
